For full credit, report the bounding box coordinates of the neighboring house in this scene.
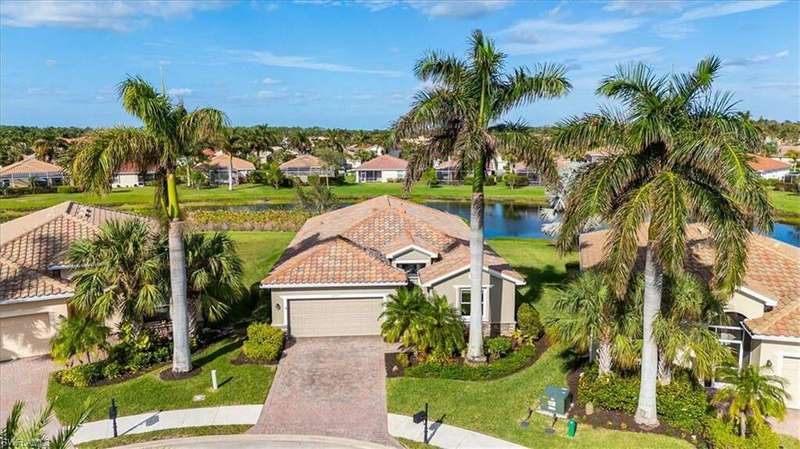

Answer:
[0,202,147,361]
[434,160,462,184]
[204,151,257,185]
[511,158,579,185]
[279,155,336,182]
[261,196,525,338]
[112,162,157,188]
[579,225,800,410]
[354,155,408,183]
[0,156,65,187]
[748,154,792,180]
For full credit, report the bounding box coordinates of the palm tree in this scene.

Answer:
[288,129,312,154]
[417,294,465,358]
[294,176,338,214]
[2,401,88,449]
[32,136,65,162]
[714,365,789,437]
[394,30,570,362]
[654,272,732,384]
[50,314,110,365]
[380,287,431,349]
[183,232,245,328]
[546,271,640,376]
[67,219,168,326]
[72,77,226,374]
[554,57,772,426]
[215,131,245,191]
[262,161,285,189]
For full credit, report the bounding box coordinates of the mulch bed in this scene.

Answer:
[88,361,170,387]
[565,368,705,446]
[385,337,550,379]
[159,366,202,381]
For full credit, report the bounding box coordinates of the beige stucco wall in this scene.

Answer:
[0,298,69,360]
[392,248,433,264]
[726,290,767,320]
[269,286,398,327]
[112,173,142,188]
[749,339,800,409]
[428,269,516,325]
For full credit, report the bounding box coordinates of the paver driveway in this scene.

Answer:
[0,356,58,433]
[251,337,399,448]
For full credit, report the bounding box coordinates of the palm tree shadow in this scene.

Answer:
[514,264,569,308]
[193,340,241,367]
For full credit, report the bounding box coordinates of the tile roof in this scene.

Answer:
[578,224,800,338]
[418,244,524,286]
[0,157,64,177]
[279,155,324,170]
[355,155,408,171]
[207,153,256,171]
[748,154,791,173]
[262,195,523,287]
[0,202,147,302]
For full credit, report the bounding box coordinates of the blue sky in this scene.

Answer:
[1,0,798,129]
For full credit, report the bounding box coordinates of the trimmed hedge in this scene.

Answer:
[484,336,512,359]
[704,418,781,449]
[189,209,311,231]
[578,365,710,434]
[516,304,543,340]
[405,344,536,381]
[242,323,284,362]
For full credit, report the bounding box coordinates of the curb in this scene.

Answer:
[104,433,398,449]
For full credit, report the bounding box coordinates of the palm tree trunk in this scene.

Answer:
[739,411,747,437]
[635,243,663,427]
[658,349,672,385]
[228,155,234,191]
[466,158,486,363]
[598,338,613,377]
[186,164,191,188]
[168,220,192,373]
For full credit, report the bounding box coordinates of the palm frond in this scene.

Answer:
[495,63,571,113]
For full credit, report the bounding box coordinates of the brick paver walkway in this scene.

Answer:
[0,356,58,433]
[251,337,400,448]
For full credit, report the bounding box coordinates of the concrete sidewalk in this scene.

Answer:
[388,414,527,449]
[71,405,262,444]
[72,406,527,449]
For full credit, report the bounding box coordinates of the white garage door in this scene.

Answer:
[782,356,800,409]
[289,298,383,337]
[0,313,55,360]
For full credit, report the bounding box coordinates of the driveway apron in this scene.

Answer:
[251,337,399,447]
[0,356,59,434]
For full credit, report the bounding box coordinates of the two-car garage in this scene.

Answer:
[287,297,384,338]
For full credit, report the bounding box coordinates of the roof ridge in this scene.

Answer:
[0,203,72,252]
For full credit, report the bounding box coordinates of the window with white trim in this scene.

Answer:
[459,288,487,320]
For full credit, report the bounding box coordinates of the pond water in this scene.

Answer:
[221,201,800,247]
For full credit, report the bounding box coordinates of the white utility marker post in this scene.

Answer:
[211,369,218,390]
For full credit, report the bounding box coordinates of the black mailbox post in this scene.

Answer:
[413,403,429,443]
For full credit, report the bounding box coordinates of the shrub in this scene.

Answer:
[242,322,285,362]
[101,361,123,380]
[395,352,410,368]
[420,167,438,187]
[578,365,710,434]
[406,345,536,381]
[56,363,103,387]
[516,304,543,340]
[503,173,529,189]
[56,185,81,193]
[485,336,512,359]
[705,418,780,449]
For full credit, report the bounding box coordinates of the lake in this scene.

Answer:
[221,201,800,247]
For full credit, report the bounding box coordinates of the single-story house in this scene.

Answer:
[748,154,792,180]
[204,151,257,185]
[112,162,157,188]
[0,202,147,360]
[0,156,65,187]
[279,155,336,182]
[434,159,462,184]
[261,195,525,338]
[354,155,408,183]
[579,225,800,409]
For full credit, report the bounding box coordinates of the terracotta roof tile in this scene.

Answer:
[355,155,408,171]
[0,158,64,177]
[418,244,524,285]
[579,224,800,338]
[748,154,790,173]
[279,155,324,170]
[207,153,256,171]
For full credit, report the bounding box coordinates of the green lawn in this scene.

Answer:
[49,339,274,422]
[77,425,250,449]
[769,188,800,223]
[387,238,693,449]
[0,183,547,219]
[228,231,295,287]
[779,435,800,449]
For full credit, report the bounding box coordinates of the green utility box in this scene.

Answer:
[539,385,572,417]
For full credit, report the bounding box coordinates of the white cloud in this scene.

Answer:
[603,0,683,15]
[167,88,192,96]
[232,50,404,76]
[407,0,512,19]
[45,58,57,67]
[499,17,642,54]
[256,89,291,99]
[261,77,281,85]
[727,50,789,67]
[0,0,232,31]
[676,0,783,22]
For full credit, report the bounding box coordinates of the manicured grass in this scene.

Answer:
[387,238,693,449]
[228,231,295,287]
[397,437,441,449]
[779,435,800,449]
[0,183,547,215]
[48,339,274,422]
[77,425,250,449]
